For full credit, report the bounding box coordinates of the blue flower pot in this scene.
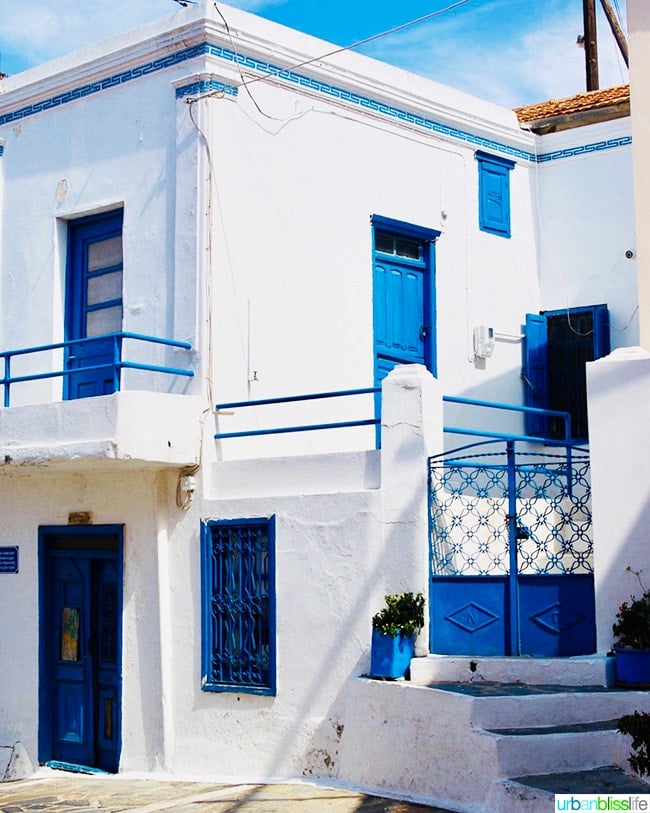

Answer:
[370,628,415,679]
[614,647,650,688]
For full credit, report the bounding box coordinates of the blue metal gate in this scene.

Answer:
[429,440,595,656]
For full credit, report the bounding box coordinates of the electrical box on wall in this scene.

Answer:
[473,325,495,358]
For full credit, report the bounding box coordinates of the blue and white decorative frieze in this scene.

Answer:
[175,78,238,99]
[537,135,632,162]
[0,37,631,164]
[0,42,208,127]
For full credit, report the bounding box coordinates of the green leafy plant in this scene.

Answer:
[617,711,650,777]
[613,569,650,650]
[372,592,425,638]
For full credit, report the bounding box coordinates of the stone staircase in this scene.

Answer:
[337,656,650,812]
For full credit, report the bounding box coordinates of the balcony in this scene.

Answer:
[0,333,202,472]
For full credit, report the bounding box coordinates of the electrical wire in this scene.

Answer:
[218,0,473,94]
[213,2,281,120]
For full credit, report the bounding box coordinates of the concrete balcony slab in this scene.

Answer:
[0,391,203,472]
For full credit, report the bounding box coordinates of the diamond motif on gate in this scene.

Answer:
[446,603,499,633]
[531,602,583,634]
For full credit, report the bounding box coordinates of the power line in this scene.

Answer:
[218,0,474,93]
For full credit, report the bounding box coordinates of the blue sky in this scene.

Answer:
[0,0,629,108]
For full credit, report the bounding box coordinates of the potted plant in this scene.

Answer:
[613,580,650,688]
[370,592,425,680]
[617,711,650,777]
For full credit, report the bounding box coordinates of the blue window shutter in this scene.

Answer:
[476,151,514,238]
[592,303,611,358]
[522,312,548,437]
[522,304,610,442]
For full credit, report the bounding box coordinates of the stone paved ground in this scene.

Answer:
[0,774,459,813]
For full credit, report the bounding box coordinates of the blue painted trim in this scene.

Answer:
[45,761,109,775]
[475,149,515,170]
[175,79,238,99]
[0,43,207,127]
[0,38,630,165]
[537,135,632,162]
[0,144,4,156]
[370,214,441,242]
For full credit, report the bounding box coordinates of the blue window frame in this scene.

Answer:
[476,151,515,238]
[201,517,276,695]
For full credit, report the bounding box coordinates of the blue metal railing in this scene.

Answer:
[214,388,574,446]
[1,331,194,407]
[214,387,380,439]
[442,394,573,446]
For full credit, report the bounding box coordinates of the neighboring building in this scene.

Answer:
[0,0,639,802]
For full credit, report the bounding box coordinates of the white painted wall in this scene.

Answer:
[588,349,650,653]
[533,120,638,348]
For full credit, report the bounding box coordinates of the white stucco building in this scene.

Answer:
[0,1,643,808]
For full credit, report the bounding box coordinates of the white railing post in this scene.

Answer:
[380,364,444,653]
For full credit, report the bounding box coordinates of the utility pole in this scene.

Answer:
[599,0,629,67]
[583,0,599,91]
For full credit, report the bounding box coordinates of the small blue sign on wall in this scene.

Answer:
[0,547,18,574]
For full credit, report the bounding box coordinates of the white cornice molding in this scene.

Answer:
[0,0,628,164]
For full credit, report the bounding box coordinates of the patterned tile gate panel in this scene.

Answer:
[428,441,595,656]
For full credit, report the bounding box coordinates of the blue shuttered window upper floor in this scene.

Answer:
[476,151,515,238]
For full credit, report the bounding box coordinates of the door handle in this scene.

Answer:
[419,326,430,340]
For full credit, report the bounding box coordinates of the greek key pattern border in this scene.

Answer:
[175,78,238,99]
[0,39,631,164]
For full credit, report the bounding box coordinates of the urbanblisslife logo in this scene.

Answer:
[555,796,650,811]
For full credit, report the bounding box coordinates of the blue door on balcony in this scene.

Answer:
[65,210,124,399]
[372,216,439,441]
[39,527,123,773]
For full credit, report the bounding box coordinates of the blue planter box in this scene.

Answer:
[615,647,650,688]
[370,629,415,679]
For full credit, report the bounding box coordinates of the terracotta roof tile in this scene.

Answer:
[514,84,629,123]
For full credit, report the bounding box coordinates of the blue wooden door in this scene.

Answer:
[40,530,122,772]
[65,210,123,399]
[372,217,438,441]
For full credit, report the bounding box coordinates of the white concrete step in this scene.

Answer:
[487,767,650,813]
[484,722,625,777]
[467,686,650,729]
[338,677,646,813]
[410,653,614,686]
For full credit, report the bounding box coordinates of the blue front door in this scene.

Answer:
[65,210,124,399]
[372,216,438,442]
[39,528,123,772]
[372,215,438,381]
